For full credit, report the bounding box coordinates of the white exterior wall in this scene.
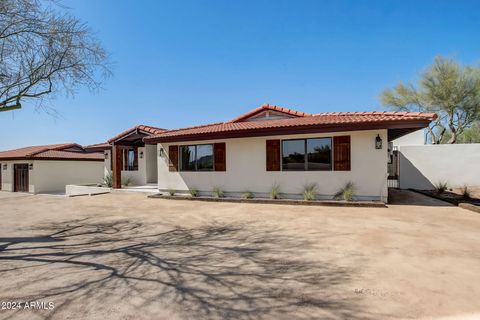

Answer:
[0,160,34,192]
[0,159,103,194]
[104,145,157,185]
[157,129,389,201]
[392,129,425,147]
[32,160,104,194]
[398,144,480,190]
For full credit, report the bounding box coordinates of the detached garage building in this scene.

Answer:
[0,143,104,194]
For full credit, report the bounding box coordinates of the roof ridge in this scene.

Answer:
[228,103,310,123]
[27,143,79,157]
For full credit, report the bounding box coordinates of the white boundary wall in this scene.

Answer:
[398,144,480,190]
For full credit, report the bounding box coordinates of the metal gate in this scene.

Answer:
[387,146,399,188]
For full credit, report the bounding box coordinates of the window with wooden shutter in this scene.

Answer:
[214,143,226,171]
[333,136,351,171]
[266,139,280,171]
[168,145,179,172]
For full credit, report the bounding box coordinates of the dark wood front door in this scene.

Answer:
[14,164,29,192]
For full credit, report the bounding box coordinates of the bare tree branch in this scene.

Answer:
[0,0,111,112]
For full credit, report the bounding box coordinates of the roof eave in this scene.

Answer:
[145,119,432,143]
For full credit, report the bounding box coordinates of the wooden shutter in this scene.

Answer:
[333,136,351,171]
[266,140,280,171]
[214,143,226,171]
[168,145,179,172]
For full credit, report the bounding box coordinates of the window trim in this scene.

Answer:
[281,137,333,172]
[179,143,215,172]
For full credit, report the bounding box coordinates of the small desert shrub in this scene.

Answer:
[241,191,253,199]
[303,183,318,201]
[434,181,448,194]
[461,185,471,199]
[103,172,113,187]
[167,189,175,196]
[212,186,224,198]
[270,183,281,199]
[189,188,198,197]
[122,177,132,186]
[334,181,355,201]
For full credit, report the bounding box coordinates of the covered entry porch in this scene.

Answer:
[105,125,164,189]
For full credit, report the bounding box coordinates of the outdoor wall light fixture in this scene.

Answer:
[2,164,6,170]
[29,163,33,170]
[139,151,144,159]
[104,151,109,159]
[159,148,165,158]
[375,134,383,149]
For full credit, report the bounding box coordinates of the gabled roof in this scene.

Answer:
[107,125,166,143]
[228,104,311,123]
[84,142,111,152]
[145,105,437,143]
[0,143,104,161]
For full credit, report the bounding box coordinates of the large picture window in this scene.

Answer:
[282,138,332,171]
[180,144,214,171]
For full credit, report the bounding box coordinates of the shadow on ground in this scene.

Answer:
[0,218,372,319]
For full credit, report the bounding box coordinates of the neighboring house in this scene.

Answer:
[0,143,104,194]
[143,104,436,202]
[85,125,165,188]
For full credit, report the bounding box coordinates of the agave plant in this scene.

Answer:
[167,189,175,196]
[189,188,198,197]
[212,186,224,198]
[434,181,448,194]
[241,191,253,199]
[334,181,355,201]
[103,172,113,187]
[303,183,318,201]
[270,183,281,199]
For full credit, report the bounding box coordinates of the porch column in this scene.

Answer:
[112,144,122,189]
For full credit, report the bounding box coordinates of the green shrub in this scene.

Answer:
[103,172,113,187]
[270,183,281,199]
[334,181,355,201]
[241,191,253,199]
[434,181,448,194]
[303,183,318,201]
[461,185,471,199]
[189,189,198,197]
[212,186,224,198]
[122,177,132,186]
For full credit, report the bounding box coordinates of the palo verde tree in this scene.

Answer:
[380,56,480,144]
[0,0,110,112]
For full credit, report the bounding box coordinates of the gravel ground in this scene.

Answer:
[0,190,479,320]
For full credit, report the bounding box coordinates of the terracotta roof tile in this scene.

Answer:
[0,143,103,161]
[228,103,311,122]
[145,107,437,143]
[107,124,166,143]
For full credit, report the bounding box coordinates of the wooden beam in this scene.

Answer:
[112,144,122,189]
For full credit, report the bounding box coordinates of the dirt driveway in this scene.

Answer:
[0,190,479,320]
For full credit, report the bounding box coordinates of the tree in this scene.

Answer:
[442,121,480,143]
[0,0,110,112]
[380,56,480,144]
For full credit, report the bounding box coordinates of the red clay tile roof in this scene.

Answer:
[84,142,111,151]
[228,103,311,122]
[145,108,437,143]
[0,143,103,161]
[107,125,166,143]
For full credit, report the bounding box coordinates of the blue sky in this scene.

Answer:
[1,0,480,149]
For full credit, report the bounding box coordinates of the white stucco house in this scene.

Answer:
[141,104,436,202]
[0,143,104,194]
